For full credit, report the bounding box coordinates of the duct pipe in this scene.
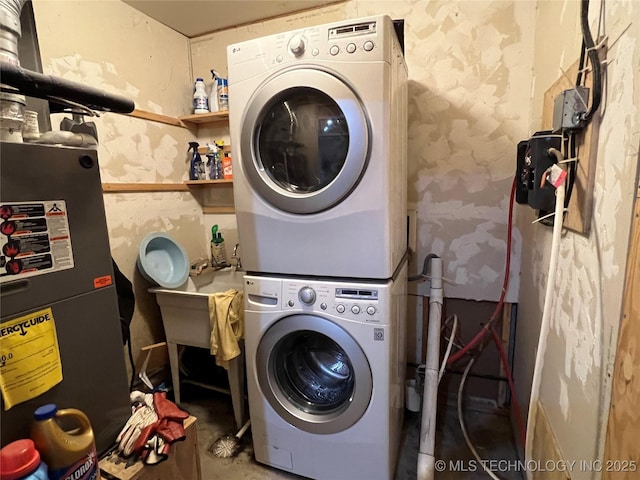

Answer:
[0,0,25,142]
[0,0,25,65]
[417,256,443,480]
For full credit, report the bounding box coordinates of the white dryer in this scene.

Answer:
[227,15,408,280]
[243,260,407,480]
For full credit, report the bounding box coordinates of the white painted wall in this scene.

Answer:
[515,0,640,475]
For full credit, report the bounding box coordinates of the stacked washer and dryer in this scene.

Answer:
[227,15,408,480]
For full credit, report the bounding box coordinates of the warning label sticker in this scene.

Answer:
[0,201,74,283]
[0,307,63,410]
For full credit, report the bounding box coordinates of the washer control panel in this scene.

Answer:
[282,280,384,324]
[298,286,316,305]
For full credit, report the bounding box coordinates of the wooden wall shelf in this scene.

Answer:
[123,109,230,128]
[202,206,235,214]
[184,179,233,188]
[102,183,189,192]
[179,111,229,126]
[126,109,187,128]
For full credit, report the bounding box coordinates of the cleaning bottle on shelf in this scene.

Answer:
[205,142,223,180]
[217,76,229,111]
[210,225,228,268]
[188,141,204,180]
[222,151,233,179]
[209,70,220,113]
[193,77,209,114]
[30,404,98,480]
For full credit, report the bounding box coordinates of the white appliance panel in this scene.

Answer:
[228,15,407,279]
[243,262,407,479]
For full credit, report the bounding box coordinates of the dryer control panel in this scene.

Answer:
[227,14,392,70]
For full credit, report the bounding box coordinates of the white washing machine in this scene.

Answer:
[243,260,407,480]
[227,15,408,279]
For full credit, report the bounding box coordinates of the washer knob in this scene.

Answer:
[336,304,346,313]
[363,40,374,51]
[298,286,316,305]
[366,306,376,315]
[288,34,306,56]
[351,305,361,314]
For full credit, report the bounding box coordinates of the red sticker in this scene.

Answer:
[94,275,113,289]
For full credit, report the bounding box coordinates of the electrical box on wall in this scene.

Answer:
[516,131,562,215]
[552,87,590,131]
[540,51,605,235]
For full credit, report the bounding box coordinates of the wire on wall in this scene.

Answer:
[578,0,603,124]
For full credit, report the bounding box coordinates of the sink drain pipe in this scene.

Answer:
[417,256,443,480]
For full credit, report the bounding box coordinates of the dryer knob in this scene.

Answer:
[288,34,306,56]
[298,286,316,305]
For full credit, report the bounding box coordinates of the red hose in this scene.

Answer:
[447,176,516,364]
[491,327,527,447]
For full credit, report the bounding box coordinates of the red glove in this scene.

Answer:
[153,392,189,444]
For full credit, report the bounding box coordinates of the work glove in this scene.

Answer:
[116,392,158,457]
[142,435,170,465]
[153,391,189,444]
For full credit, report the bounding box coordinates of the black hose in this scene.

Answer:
[408,253,440,282]
[125,327,136,392]
[0,61,135,113]
[565,132,577,208]
[580,0,602,122]
[576,40,586,86]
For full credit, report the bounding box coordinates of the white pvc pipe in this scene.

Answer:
[417,257,443,480]
[525,163,566,478]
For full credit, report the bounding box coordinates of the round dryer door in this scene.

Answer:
[240,68,370,214]
[256,314,373,434]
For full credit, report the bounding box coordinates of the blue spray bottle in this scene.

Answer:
[188,142,203,180]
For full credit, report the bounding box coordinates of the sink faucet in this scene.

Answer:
[231,243,242,270]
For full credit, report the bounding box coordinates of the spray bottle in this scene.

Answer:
[209,70,220,113]
[188,142,203,180]
[205,142,222,180]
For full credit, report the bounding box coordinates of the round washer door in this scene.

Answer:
[240,68,370,214]
[256,314,373,434]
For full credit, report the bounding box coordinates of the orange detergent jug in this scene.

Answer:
[30,404,100,480]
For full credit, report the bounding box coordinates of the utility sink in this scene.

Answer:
[149,267,246,429]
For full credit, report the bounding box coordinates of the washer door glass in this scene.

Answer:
[275,330,353,413]
[241,68,370,214]
[256,315,373,434]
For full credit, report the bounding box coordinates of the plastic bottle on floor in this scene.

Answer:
[0,439,48,480]
[31,404,99,480]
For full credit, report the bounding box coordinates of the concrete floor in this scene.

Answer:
[179,383,522,480]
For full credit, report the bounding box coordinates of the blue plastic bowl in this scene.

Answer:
[137,232,189,288]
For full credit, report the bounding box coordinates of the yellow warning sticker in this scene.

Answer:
[0,307,63,409]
